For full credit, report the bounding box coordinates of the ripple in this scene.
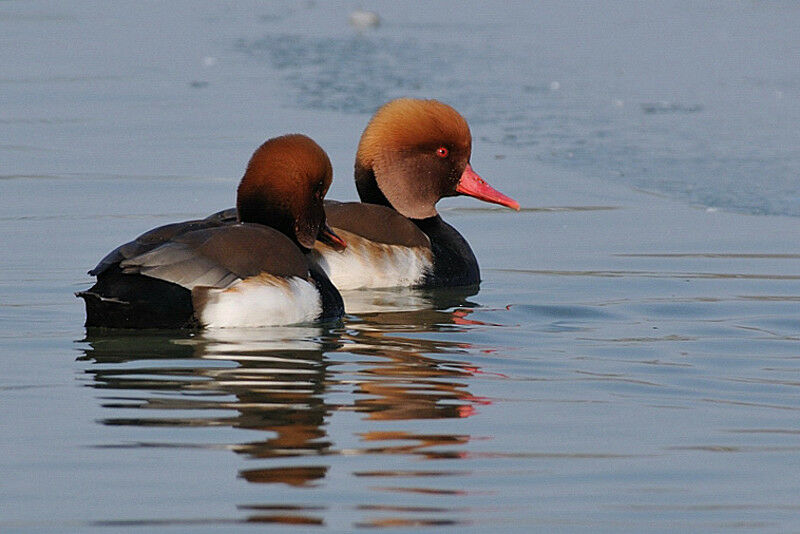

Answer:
[640,102,704,114]
[354,470,468,478]
[493,268,800,281]
[669,445,800,453]
[444,205,619,214]
[514,304,615,320]
[725,428,800,435]
[91,518,240,527]
[702,398,800,411]
[355,517,467,528]
[617,253,800,259]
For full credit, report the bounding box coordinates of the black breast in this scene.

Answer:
[413,215,480,288]
[308,263,344,322]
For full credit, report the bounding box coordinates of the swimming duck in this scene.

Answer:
[77,134,346,329]
[313,98,519,289]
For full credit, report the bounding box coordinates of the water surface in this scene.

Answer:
[2,1,800,532]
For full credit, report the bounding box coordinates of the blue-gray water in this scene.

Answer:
[2,1,800,532]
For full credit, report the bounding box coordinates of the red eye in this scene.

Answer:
[436,146,449,158]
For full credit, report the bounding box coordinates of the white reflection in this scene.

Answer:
[174,326,325,356]
[340,288,434,316]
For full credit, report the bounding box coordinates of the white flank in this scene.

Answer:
[193,275,321,328]
[313,232,433,290]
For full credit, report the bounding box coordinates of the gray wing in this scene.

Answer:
[119,223,311,290]
[119,240,241,289]
[89,218,227,276]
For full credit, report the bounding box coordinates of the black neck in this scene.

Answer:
[237,198,311,253]
[355,164,392,208]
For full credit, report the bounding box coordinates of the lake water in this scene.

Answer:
[2,1,800,532]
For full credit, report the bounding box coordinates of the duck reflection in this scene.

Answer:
[81,326,336,491]
[78,285,487,525]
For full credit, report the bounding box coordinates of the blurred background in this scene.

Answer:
[4,1,799,215]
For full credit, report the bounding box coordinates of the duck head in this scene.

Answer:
[237,134,346,252]
[355,98,519,219]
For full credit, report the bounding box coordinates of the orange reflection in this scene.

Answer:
[239,465,327,487]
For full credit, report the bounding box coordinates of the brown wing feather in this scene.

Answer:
[190,224,309,279]
[118,224,310,290]
[323,200,430,248]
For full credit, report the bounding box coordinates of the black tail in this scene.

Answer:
[78,266,197,329]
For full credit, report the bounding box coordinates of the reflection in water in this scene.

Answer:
[78,286,489,526]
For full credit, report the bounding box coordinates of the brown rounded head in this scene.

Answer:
[355,98,519,219]
[237,134,345,251]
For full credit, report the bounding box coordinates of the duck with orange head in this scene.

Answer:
[314,98,519,289]
[78,134,346,329]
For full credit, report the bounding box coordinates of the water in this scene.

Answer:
[2,1,800,532]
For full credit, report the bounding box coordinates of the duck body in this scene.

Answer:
[208,202,438,290]
[79,222,342,328]
[208,201,478,289]
[78,134,345,329]
[315,201,479,289]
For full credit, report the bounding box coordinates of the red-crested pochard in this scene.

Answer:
[314,98,519,289]
[77,134,346,329]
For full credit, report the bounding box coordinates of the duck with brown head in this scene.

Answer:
[314,98,519,289]
[77,134,346,329]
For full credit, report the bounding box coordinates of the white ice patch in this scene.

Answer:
[193,275,321,328]
[313,232,432,290]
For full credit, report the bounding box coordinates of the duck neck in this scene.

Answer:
[355,163,393,209]
[237,196,309,252]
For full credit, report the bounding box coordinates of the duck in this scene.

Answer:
[77,134,346,329]
[313,98,519,289]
